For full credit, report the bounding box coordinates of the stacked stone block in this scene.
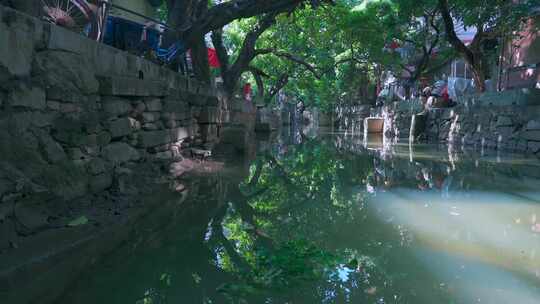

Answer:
[0,4,221,206]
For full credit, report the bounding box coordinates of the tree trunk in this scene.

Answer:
[438,0,487,92]
[166,0,330,86]
[190,33,211,83]
[470,60,487,92]
[212,14,277,98]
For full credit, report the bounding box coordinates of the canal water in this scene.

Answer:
[56,131,540,304]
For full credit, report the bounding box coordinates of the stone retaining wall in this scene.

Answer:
[425,104,540,155]
[336,88,540,158]
[0,4,225,232]
[379,89,540,157]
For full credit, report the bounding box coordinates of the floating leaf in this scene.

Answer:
[68,216,89,227]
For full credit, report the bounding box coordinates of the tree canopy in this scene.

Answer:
[161,0,536,107]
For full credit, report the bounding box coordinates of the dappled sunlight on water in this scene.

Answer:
[373,189,540,303]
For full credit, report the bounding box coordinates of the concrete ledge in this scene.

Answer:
[3,4,216,97]
[462,88,540,107]
[98,76,169,97]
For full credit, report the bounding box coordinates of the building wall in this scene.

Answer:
[504,15,540,89]
[109,0,160,23]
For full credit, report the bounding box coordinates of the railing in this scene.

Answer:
[36,0,190,73]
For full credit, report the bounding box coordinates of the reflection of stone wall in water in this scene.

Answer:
[335,105,371,134]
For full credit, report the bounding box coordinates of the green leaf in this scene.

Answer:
[67,216,89,227]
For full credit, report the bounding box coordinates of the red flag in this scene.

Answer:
[207,48,220,68]
[187,48,221,68]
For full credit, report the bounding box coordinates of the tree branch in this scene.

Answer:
[438,0,475,64]
[272,51,321,79]
[248,67,266,99]
[221,13,278,96]
[189,0,334,36]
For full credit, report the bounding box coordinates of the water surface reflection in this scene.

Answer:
[59,132,540,304]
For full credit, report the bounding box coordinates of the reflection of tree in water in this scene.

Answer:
[149,141,483,303]
[135,138,489,304]
[197,138,414,303]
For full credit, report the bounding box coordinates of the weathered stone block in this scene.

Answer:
[98,76,168,97]
[154,151,173,160]
[139,127,189,148]
[495,126,514,137]
[46,100,61,111]
[51,118,87,146]
[144,98,163,111]
[519,130,540,141]
[87,158,107,175]
[108,117,133,139]
[164,120,178,129]
[32,112,56,127]
[495,115,513,127]
[171,127,190,142]
[131,101,146,116]
[14,201,49,232]
[221,111,231,124]
[200,124,219,142]
[80,113,101,135]
[45,88,87,104]
[89,173,113,193]
[188,106,200,118]
[162,111,191,121]
[516,139,528,151]
[35,130,67,164]
[102,142,141,165]
[8,85,46,110]
[526,120,540,131]
[255,122,272,132]
[67,148,90,161]
[94,131,111,147]
[58,103,82,114]
[163,98,189,112]
[206,97,220,106]
[199,107,220,124]
[33,50,99,97]
[142,123,160,131]
[0,13,36,78]
[102,98,132,117]
[142,112,161,123]
[527,141,540,153]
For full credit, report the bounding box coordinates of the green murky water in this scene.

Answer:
[57,132,540,304]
